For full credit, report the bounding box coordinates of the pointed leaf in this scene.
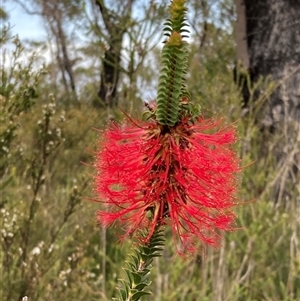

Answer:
[132,290,152,301]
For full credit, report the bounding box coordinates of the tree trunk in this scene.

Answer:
[244,0,300,130]
[97,29,124,107]
[237,0,300,204]
[41,0,77,97]
[95,0,135,108]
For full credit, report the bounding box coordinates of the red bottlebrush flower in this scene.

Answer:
[95,117,240,255]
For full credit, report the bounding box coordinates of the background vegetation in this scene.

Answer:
[1,0,299,300]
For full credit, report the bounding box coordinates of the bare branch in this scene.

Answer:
[13,0,41,15]
[235,0,249,68]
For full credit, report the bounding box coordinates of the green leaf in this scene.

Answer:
[132,290,152,301]
[0,175,13,190]
[117,288,128,300]
[129,254,139,268]
[113,224,165,300]
[135,282,149,290]
[131,272,142,286]
[124,268,134,285]
[119,279,130,296]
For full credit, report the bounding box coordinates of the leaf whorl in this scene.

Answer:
[156,0,190,126]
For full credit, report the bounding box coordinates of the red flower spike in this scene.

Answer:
[95,117,240,255]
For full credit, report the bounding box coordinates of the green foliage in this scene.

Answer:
[156,0,192,126]
[1,32,106,301]
[156,35,184,125]
[0,7,8,20]
[155,0,202,126]
[0,28,46,175]
[113,228,165,301]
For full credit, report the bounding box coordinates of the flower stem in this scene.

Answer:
[113,227,165,301]
[156,0,190,126]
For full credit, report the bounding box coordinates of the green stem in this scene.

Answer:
[156,0,190,126]
[113,227,165,301]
